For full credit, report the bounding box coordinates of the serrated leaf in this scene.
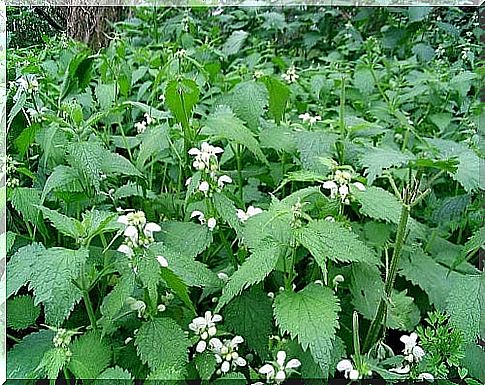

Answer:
[215,240,284,312]
[7,330,55,379]
[7,295,40,330]
[136,124,170,170]
[28,247,89,325]
[10,187,41,224]
[157,221,211,258]
[146,362,187,382]
[295,131,338,174]
[273,283,340,374]
[451,227,485,270]
[214,372,247,385]
[101,151,142,177]
[202,105,268,165]
[446,274,483,344]
[298,220,378,268]
[7,243,46,298]
[213,192,243,236]
[36,205,83,240]
[41,165,81,203]
[261,76,290,124]
[150,242,220,289]
[194,352,217,380]
[223,285,273,359]
[135,317,190,371]
[94,366,134,385]
[228,81,268,131]
[67,142,103,192]
[351,263,420,331]
[165,78,200,129]
[360,146,414,185]
[138,253,161,307]
[68,332,111,379]
[160,267,196,314]
[222,30,248,56]
[101,274,136,321]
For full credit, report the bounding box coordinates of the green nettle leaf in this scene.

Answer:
[36,206,83,240]
[194,352,217,380]
[146,362,187,381]
[28,247,89,325]
[7,330,55,379]
[298,219,379,267]
[150,242,220,289]
[68,332,112,379]
[451,227,485,269]
[261,76,290,124]
[351,263,420,331]
[294,131,338,174]
[202,105,268,165]
[273,283,340,375]
[228,80,268,131]
[165,78,200,129]
[446,274,483,344]
[95,83,117,110]
[10,187,41,224]
[213,192,243,236]
[427,138,482,192]
[7,295,41,331]
[100,274,136,321]
[7,243,46,298]
[222,30,249,56]
[156,221,212,258]
[215,240,285,312]
[101,151,142,177]
[354,187,427,239]
[59,50,94,101]
[67,142,103,191]
[138,253,161,306]
[41,165,81,203]
[95,366,134,385]
[359,146,414,185]
[223,285,273,359]
[37,347,70,379]
[136,124,171,170]
[135,318,191,371]
[159,267,196,314]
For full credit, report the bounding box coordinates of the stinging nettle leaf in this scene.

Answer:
[359,146,414,185]
[165,78,200,130]
[7,295,41,331]
[273,283,340,375]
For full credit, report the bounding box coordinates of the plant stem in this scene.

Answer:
[234,144,244,203]
[363,203,410,352]
[82,290,98,331]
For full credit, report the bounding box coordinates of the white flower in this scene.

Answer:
[185,177,192,186]
[144,113,153,125]
[337,359,361,380]
[418,373,434,381]
[207,217,217,231]
[217,272,229,281]
[339,184,349,199]
[117,244,134,257]
[127,298,146,318]
[400,332,425,362]
[259,350,301,384]
[124,337,133,344]
[325,216,335,222]
[135,121,147,134]
[124,225,139,244]
[156,255,169,267]
[144,222,161,238]
[322,180,338,198]
[389,365,410,374]
[352,181,366,191]
[16,74,39,93]
[190,210,205,224]
[210,336,246,373]
[196,340,207,353]
[308,115,321,125]
[189,311,223,337]
[299,112,311,122]
[236,206,263,223]
[198,181,210,194]
[217,175,232,189]
[335,170,352,184]
[282,66,299,83]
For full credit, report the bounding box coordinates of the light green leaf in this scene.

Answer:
[298,219,379,267]
[213,192,243,236]
[100,274,136,321]
[157,221,212,258]
[95,366,134,385]
[273,283,340,374]
[36,206,83,240]
[359,146,414,185]
[228,81,268,131]
[7,330,55,379]
[202,105,268,165]
[7,243,46,298]
[37,347,70,379]
[215,240,284,312]
[165,78,200,129]
[135,318,190,371]
[222,30,248,56]
[261,76,290,124]
[295,131,338,174]
[41,165,81,203]
[10,187,41,224]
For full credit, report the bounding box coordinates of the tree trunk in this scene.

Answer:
[60,6,124,49]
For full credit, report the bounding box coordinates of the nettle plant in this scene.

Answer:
[5,6,484,384]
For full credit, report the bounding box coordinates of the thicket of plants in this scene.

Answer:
[5,6,484,384]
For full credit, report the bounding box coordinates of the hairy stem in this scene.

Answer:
[82,290,98,331]
[363,203,410,352]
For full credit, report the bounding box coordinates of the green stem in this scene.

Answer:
[363,203,410,352]
[234,144,244,203]
[82,290,98,331]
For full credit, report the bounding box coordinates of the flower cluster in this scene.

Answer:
[322,169,366,204]
[299,112,321,125]
[4,155,20,188]
[190,210,217,231]
[257,350,301,384]
[135,113,154,134]
[117,210,168,270]
[210,336,247,374]
[282,66,299,83]
[236,206,263,223]
[189,311,222,353]
[336,358,372,380]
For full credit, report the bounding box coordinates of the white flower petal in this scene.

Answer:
[247,206,263,217]
[198,181,210,193]
[349,369,360,380]
[117,215,129,225]
[275,370,286,382]
[145,222,161,233]
[124,225,138,238]
[259,364,275,375]
[285,358,301,369]
[188,148,201,156]
[322,180,338,190]
[337,359,353,372]
[232,336,244,345]
[207,218,217,231]
[209,338,223,350]
[235,356,247,367]
[221,361,230,373]
[389,365,410,374]
[418,373,434,381]
[276,350,287,367]
[212,314,223,323]
[353,181,366,191]
[117,244,133,255]
[196,340,207,353]
[156,255,169,267]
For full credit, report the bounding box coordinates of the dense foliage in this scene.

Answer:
[5,6,484,384]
